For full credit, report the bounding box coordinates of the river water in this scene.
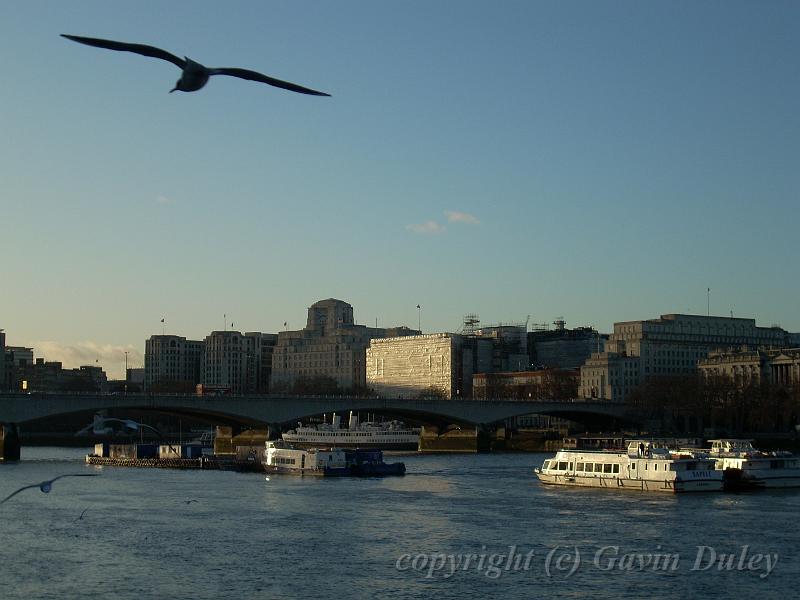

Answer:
[0,447,797,599]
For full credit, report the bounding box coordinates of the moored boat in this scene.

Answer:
[262,440,406,477]
[706,439,800,490]
[282,412,420,450]
[534,440,723,493]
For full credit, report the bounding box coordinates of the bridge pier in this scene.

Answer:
[1,423,21,462]
[418,425,491,453]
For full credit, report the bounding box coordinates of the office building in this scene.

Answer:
[144,335,204,392]
[271,298,418,392]
[579,313,794,401]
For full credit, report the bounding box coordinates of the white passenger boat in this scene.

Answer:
[282,412,420,450]
[707,439,800,490]
[534,440,723,493]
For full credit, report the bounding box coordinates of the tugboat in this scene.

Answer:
[707,439,800,490]
[344,449,406,476]
[262,440,406,477]
[534,440,723,493]
[262,440,351,476]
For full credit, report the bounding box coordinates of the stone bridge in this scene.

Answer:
[0,392,637,429]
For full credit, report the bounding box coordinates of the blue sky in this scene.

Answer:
[1,1,798,377]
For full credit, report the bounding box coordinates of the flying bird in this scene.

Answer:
[76,416,161,437]
[61,34,330,96]
[1,474,99,505]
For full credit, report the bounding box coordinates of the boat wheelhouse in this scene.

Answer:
[534,440,723,493]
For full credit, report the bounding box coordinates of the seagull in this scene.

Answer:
[76,507,90,521]
[76,416,162,437]
[61,34,330,96]
[183,500,199,504]
[1,474,99,505]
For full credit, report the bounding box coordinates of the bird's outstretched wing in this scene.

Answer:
[1,484,40,504]
[209,67,330,96]
[61,35,186,69]
[75,423,93,436]
[50,474,99,484]
[138,423,162,436]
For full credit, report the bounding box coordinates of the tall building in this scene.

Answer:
[579,314,794,401]
[270,298,418,392]
[144,335,204,392]
[202,331,277,394]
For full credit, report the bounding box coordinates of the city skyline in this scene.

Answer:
[2,2,799,378]
[4,305,797,381]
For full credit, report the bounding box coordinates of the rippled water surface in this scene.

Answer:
[1,447,798,599]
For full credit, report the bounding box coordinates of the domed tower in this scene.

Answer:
[306,299,354,335]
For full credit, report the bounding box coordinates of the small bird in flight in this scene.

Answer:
[61,34,330,97]
[1,474,99,505]
[76,416,161,437]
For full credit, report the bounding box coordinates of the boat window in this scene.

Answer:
[568,462,573,471]
[603,464,612,473]
[542,460,550,470]
[612,464,620,474]
[644,463,648,470]
[584,463,593,472]
[631,463,636,470]
[576,462,585,472]
[558,461,568,471]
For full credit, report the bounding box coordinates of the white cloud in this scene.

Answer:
[445,210,480,225]
[156,195,174,205]
[29,341,143,380]
[406,220,446,235]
